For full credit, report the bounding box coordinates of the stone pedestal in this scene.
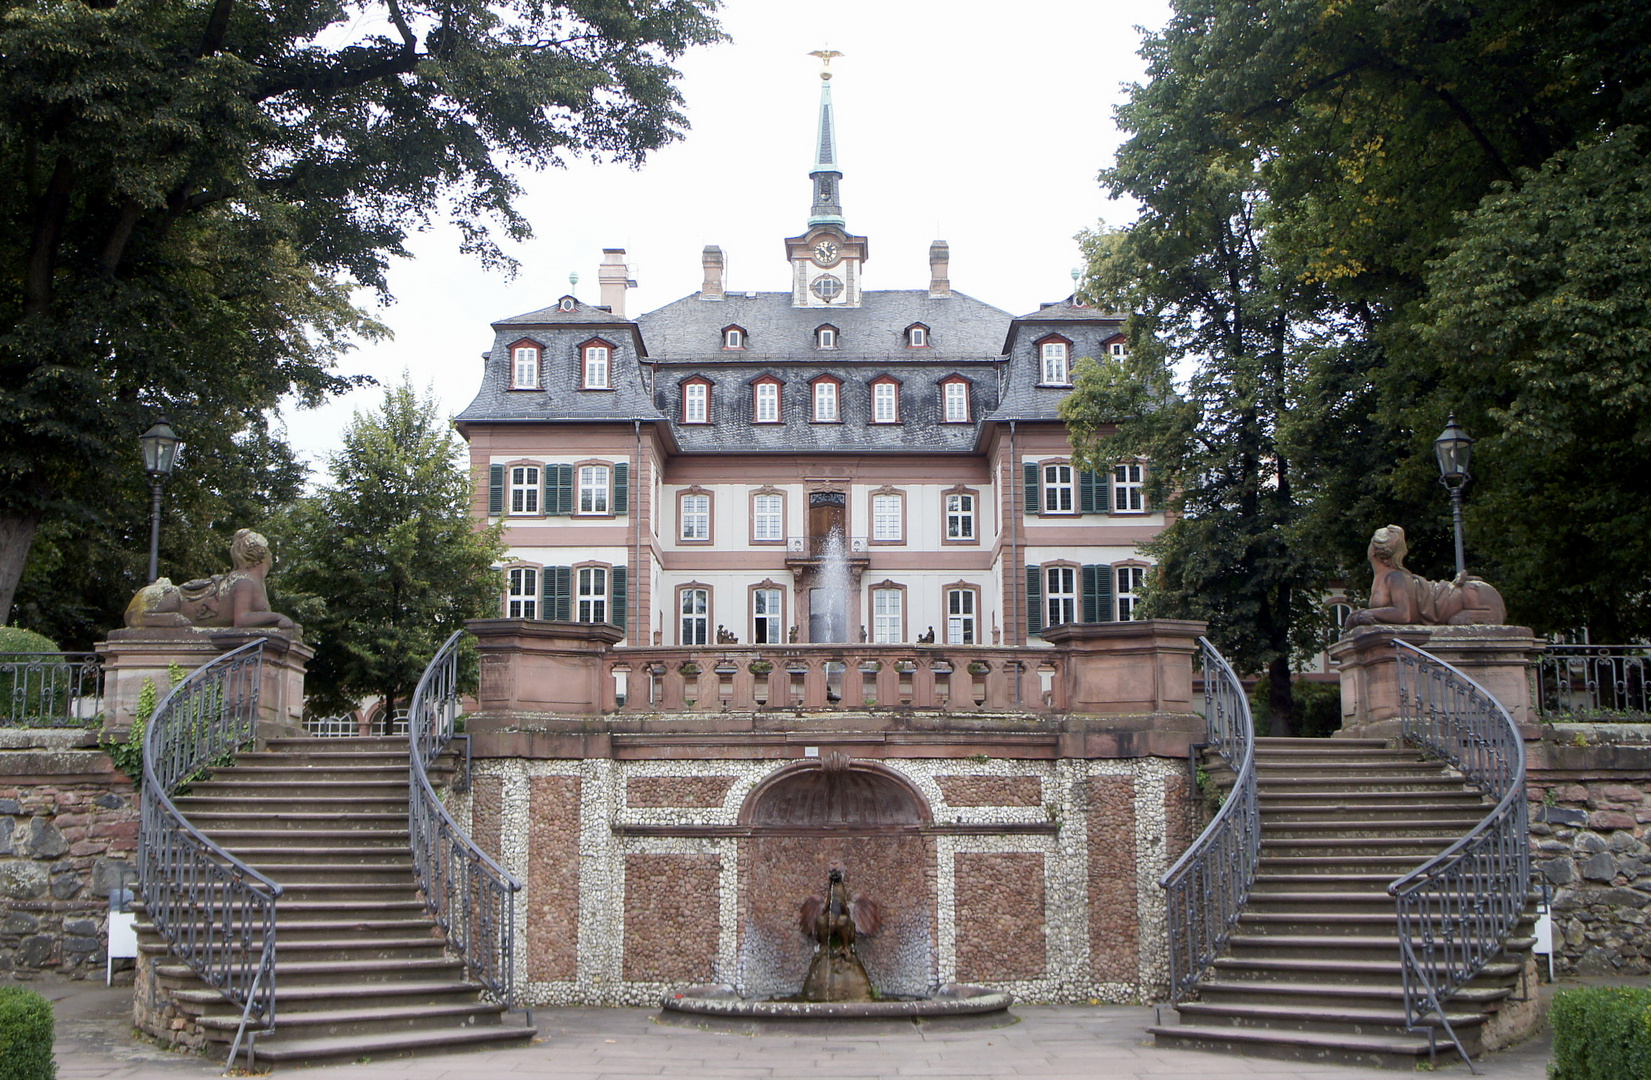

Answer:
[95,627,312,737]
[1041,619,1206,716]
[468,619,626,723]
[1330,624,1540,739]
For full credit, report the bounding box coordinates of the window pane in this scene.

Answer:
[755,382,779,422]
[684,383,707,423]
[579,465,609,514]
[814,382,838,421]
[872,494,901,541]
[872,588,902,643]
[681,587,709,645]
[946,493,974,539]
[754,494,783,541]
[681,493,710,540]
[873,383,897,422]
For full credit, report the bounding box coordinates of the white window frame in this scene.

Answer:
[680,492,711,541]
[752,587,784,645]
[813,380,839,422]
[943,380,969,422]
[1041,341,1070,385]
[752,493,784,542]
[577,566,608,624]
[577,464,610,515]
[872,381,899,423]
[1113,462,1145,513]
[946,588,977,645]
[871,493,902,542]
[754,381,780,423]
[1117,566,1146,621]
[1045,565,1077,627]
[683,382,709,423]
[1110,341,1128,357]
[583,344,611,389]
[508,465,540,516]
[817,327,838,349]
[507,567,538,619]
[1043,463,1075,514]
[909,326,927,347]
[945,492,975,541]
[512,346,540,389]
[680,586,710,646]
[871,587,903,644]
[724,328,744,349]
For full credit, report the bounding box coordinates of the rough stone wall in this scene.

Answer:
[1087,774,1138,984]
[527,776,581,982]
[954,852,1044,981]
[1529,772,1651,975]
[935,775,1042,807]
[0,735,137,979]
[471,774,504,862]
[627,776,735,807]
[623,853,720,982]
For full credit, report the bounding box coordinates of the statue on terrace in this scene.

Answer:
[1345,524,1505,628]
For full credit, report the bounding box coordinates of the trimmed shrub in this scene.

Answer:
[1550,986,1651,1080]
[0,627,58,654]
[0,984,55,1080]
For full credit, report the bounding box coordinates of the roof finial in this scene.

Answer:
[806,50,845,228]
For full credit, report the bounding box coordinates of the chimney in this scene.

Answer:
[928,240,951,298]
[598,248,634,318]
[701,245,725,300]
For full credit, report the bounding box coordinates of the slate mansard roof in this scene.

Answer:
[456,292,1127,444]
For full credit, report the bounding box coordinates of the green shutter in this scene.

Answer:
[542,566,572,622]
[1079,470,1110,514]
[1082,564,1116,623]
[613,462,629,514]
[1023,463,1039,515]
[611,566,627,630]
[1026,565,1044,635]
[548,464,574,516]
[488,464,505,516]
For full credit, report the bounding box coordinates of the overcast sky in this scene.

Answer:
[278,0,1172,472]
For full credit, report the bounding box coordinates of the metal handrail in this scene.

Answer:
[0,652,103,727]
[408,631,521,1006]
[1533,643,1649,722]
[138,639,281,1066]
[1158,638,1259,1002]
[1392,639,1530,1076]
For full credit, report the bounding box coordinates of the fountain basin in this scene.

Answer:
[658,983,1014,1033]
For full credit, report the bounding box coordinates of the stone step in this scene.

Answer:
[1262,818,1487,835]
[242,1023,534,1066]
[142,918,439,942]
[263,736,409,751]
[157,956,467,986]
[1148,1022,1439,1069]
[208,765,408,782]
[1226,934,1400,961]
[1172,999,1486,1038]
[225,861,416,882]
[1261,837,1459,858]
[1251,873,1414,891]
[198,999,507,1043]
[1208,955,1522,985]
[144,937,449,963]
[239,750,408,764]
[1258,855,1432,872]
[1260,806,1487,823]
[1252,738,1392,748]
[261,882,425,903]
[181,779,410,798]
[172,811,409,829]
[1194,978,1512,1009]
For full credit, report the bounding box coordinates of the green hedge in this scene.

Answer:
[0,985,55,1080]
[1550,986,1651,1080]
[0,627,58,654]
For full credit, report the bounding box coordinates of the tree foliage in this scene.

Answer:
[276,380,504,718]
[0,0,723,623]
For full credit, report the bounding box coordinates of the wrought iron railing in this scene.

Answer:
[0,652,102,727]
[408,631,520,1006]
[1533,644,1649,722]
[1158,638,1259,1002]
[1393,640,1530,1075]
[138,640,279,1065]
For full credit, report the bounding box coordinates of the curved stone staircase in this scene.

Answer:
[134,736,534,1065]
[1149,736,1537,1069]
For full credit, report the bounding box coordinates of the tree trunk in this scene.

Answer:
[0,510,43,626]
[1267,654,1296,738]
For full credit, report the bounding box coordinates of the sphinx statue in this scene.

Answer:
[1345,524,1506,628]
[125,528,297,633]
[796,869,881,1002]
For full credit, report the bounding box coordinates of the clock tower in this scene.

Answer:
[786,52,868,308]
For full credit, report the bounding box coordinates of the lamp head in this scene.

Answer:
[1434,413,1473,488]
[140,420,183,478]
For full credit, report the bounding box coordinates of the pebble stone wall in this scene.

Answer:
[454,754,1188,1006]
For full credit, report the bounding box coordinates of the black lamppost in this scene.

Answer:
[140,420,183,582]
[1433,414,1474,579]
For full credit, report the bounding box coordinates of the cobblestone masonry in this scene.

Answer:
[935,775,1042,807]
[0,741,138,979]
[954,852,1045,981]
[626,776,736,807]
[471,774,503,863]
[622,853,720,982]
[1087,774,1138,984]
[527,775,581,982]
[465,754,1180,1006]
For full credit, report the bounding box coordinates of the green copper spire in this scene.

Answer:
[807,50,845,228]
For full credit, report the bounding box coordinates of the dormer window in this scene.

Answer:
[682,379,711,424]
[753,377,781,423]
[510,342,541,389]
[816,325,838,350]
[722,325,746,350]
[812,377,841,422]
[581,340,613,389]
[906,324,930,348]
[941,377,970,423]
[1105,334,1128,358]
[1038,337,1072,385]
[559,296,576,313]
[871,377,901,423]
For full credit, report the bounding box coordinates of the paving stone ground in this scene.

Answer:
[25,974,1563,1080]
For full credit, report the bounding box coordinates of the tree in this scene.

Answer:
[277,380,504,718]
[0,0,723,622]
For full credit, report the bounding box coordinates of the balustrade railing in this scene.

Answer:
[138,640,278,1066]
[605,645,1051,713]
[0,652,102,727]
[1534,644,1649,722]
[408,631,520,1007]
[1393,639,1530,1075]
[1158,639,1258,1002]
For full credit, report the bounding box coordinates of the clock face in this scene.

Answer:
[811,274,844,302]
[813,241,840,267]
